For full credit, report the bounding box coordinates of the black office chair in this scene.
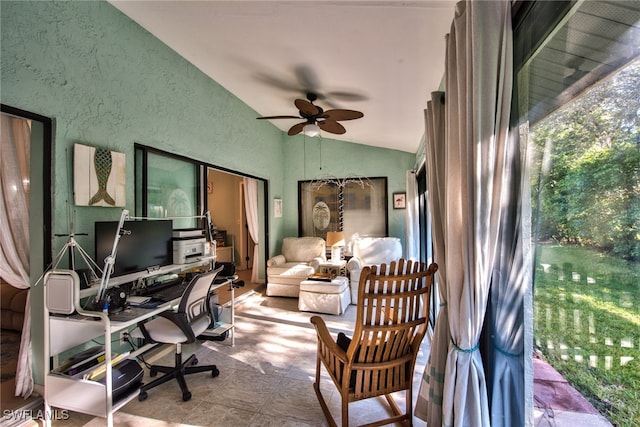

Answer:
[136,266,223,402]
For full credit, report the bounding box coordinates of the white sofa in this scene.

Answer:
[346,237,403,304]
[266,237,326,297]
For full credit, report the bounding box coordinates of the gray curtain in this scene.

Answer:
[486,96,532,426]
[415,91,447,424]
[415,1,516,425]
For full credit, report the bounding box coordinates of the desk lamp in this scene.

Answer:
[326,231,345,263]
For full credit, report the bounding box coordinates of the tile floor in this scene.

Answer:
[54,288,429,427]
[46,284,612,427]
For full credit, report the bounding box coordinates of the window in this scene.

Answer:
[135,146,201,229]
[517,2,640,424]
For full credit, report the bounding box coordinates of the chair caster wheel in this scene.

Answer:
[211,367,219,377]
[149,369,157,377]
[192,357,198,366]
[182,391,192,401]
[138,391,148,401]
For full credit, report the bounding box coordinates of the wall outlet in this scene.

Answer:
[119,331,129,345]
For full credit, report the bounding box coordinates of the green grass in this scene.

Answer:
[534,244,640,427]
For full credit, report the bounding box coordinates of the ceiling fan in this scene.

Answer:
[256,93,364,136]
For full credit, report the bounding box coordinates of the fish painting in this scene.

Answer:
[88,147,116,206]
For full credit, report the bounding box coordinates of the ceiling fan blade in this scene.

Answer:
[322,109,364,121]
[325,91,369,102]
[256,115,301,120]
[294,99,320,116]
[288,122,306,136]
[318,120,346,135]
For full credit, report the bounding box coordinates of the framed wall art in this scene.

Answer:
[74,143,126,207]
[274,198,283,218]
[393,192,406,209]
[298,176,388,241]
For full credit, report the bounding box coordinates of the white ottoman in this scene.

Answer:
[298,276,351,315]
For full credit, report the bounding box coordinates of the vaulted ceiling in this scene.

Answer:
[109,1,640,154]
[109,1,459,154]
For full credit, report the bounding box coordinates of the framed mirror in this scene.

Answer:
[298,176,388,242]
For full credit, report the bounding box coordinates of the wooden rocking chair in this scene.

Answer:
[310,259,438,427]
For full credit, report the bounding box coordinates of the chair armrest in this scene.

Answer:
[310,316,347,363]
[346,257,362,272]
[308,257,324,270]
[267,254,286,267]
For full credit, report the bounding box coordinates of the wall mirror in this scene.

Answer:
[298,176,388,245]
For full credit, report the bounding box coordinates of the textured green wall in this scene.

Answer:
[1,0,416,385]
[1,0,413,253]
[1,0,285,247]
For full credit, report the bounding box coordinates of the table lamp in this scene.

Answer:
[326,231,345,263]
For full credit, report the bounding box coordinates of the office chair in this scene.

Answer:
[310,259,438,426]
[136,266,223,402]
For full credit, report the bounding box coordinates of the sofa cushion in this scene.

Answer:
[352,237,402,265]
[1,282,28,331]
[281,237,325,262]
[267,263,315,278]
[347,237,403,305]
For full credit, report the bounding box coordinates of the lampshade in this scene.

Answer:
[303,123,320,137]
[326,231,345,247]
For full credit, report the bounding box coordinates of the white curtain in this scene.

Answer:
[415,92,447,424]
[0,114,34,397]
[405,170,419,260]
[416,1,515,425]
[243,177,260,283]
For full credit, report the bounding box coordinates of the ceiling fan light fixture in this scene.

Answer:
[303,123,320,137]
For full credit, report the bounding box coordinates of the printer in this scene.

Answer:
[172,237,208,264]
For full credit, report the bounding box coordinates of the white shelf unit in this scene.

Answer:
[43,257,233,427]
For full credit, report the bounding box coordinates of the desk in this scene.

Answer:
[43,260,231,427]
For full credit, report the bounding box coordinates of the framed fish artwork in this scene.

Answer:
[74,143,126,207]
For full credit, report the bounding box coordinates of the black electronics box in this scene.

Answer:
[213,230,227,246]
[97,359,144,402]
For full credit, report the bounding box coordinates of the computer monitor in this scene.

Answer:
[94,220,173,277]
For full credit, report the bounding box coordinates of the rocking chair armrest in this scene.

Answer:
[310,316,348,362]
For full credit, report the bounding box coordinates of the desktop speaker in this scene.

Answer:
[45,270,78,315]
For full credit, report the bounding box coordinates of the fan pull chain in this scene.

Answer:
[338,186,344,231]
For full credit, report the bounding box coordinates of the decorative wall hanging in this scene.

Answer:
[312,201,331,230]
[74,143,125,207]
[274,198,283,218]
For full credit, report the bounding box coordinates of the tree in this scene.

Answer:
[531,60,640,261]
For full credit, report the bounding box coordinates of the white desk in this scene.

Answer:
[43,258,231,427]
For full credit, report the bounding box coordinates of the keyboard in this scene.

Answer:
[148,282,188,302]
